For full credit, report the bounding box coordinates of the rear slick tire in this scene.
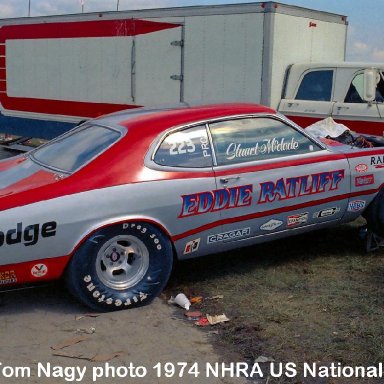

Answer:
[65,222,173,311]
[363,188,384,237]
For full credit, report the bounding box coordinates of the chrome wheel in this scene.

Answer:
[95,235,149,290]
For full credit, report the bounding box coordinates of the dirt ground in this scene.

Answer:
[0,284,249,384]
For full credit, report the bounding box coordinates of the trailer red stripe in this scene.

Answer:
[0,57,5,68]
[0,81,6,93]
[172,188,379,241]
[0,19,180,117]
[0,96,138,118]
[0,19,181,41]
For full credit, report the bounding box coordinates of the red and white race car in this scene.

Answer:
[0,103,383,311]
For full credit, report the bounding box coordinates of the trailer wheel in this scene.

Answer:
[65,222,173,311]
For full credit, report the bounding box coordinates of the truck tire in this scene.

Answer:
[65,222,173,311]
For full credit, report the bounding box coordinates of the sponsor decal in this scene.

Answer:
[355,164,368,173]
[226,137,299,161]
[355,174,374,187]
[259,170,345,204]
[180,185,252,218]
[207,228,250,243]
[183,238,201,254]
[370,156,384,169]
[287,213,308,228]
[0,270,17,285]
[313,207,341,218]
[260,219,283,231]
[31,263,48,278]
[348,200,366,212]
[180,169,345,218]
[0,221,57,247]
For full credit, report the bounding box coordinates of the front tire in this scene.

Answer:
[65,222,173,311]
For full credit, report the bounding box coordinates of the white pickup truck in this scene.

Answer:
[278,63,384,136]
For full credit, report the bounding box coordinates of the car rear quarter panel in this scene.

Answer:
[344,147,384,219]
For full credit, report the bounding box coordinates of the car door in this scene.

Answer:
[208,115,351,243]
[151,123,220,257]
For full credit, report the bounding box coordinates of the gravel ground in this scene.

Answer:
[0,284,248,384]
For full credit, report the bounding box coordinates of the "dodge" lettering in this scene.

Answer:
[0,221,57,247]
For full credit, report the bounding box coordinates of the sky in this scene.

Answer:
[0,0,381,62]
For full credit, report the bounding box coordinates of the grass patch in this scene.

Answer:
[164,220,384,381]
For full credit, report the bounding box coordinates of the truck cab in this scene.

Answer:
[279,63,384,136]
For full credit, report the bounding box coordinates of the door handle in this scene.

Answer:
[220,176,240,184]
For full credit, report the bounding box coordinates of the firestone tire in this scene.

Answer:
[65,222,173,311]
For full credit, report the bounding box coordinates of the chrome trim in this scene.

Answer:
[206,122,217,166]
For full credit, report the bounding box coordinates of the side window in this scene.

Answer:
[209,118,322,166]
[154,125,213,168]
[344,73,364,103]
[295,70,333,101]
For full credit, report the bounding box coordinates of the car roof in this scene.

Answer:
[95,103,276,137]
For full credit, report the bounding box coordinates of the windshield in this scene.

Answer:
[31,125,121,173]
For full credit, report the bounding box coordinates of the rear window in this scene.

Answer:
[31,125,121,173]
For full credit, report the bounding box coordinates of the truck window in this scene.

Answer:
[345,72,384,103]
[344,73,364,103]
[295,70,333,101]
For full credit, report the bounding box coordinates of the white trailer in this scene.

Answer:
[0,2,347,139]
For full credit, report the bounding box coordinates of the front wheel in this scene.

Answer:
[65,222,173,311]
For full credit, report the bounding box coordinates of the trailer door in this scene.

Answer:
[133,25,184,105]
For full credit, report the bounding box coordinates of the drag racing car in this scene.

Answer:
[0,103,383,311]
